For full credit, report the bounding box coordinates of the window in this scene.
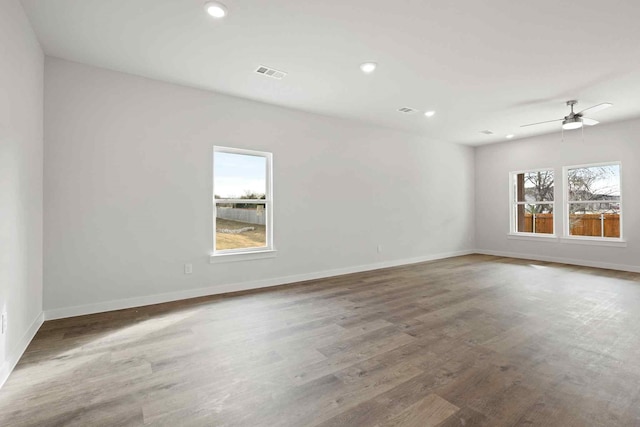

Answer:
[213,146,273,255]
[510,169,554,235]
[565,163,621,239]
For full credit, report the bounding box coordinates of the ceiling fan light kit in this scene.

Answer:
[562,116,583,130]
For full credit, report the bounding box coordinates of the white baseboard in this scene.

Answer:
[476,249,640,273]
[0,312,44,390]
[44,249,474,320]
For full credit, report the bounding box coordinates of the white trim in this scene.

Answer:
[563,160,621,170]
[213,145,272,158]
[508,169,555,235]
[0,312,44,390]
[476,249,640,273]
[210,249,277,263]
[507,233,558,242]
[213,146,274,256]
[44,250,474,320]
[566,200,621,204]
[212,246,272,256]
[215,198,266,204]
[509,166,556,175]
[513,202,555,205]
[560,237,627,247]
[507,232,626,246]
[563,161,622,240]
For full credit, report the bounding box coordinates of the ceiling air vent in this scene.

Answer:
[255,65,287,80]
[397,107,417,114]
[480,130,494,135]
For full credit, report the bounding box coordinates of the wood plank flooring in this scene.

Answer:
[2,254,640,426]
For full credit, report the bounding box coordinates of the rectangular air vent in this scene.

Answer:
[480,130,494,135]
[255,65,287,80]
[398,107,417,114]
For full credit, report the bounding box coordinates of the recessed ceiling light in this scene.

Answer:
[424,111,436,118]
[204,1,227,18]
[506,134,515,139]
[360,62,377,74]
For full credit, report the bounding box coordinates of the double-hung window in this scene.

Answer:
[510,169,555,235]
[565,162,621,239]
[213,146,273,255]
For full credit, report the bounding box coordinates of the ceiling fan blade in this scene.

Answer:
[577,102,612,116]
[582,117,599,126]
[520,118,563,128]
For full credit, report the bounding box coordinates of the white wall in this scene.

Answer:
[44,58,475,317]
[475,119,640,271]
[0,0,44,385]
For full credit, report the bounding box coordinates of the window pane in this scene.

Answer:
[214,152,266,199]
[567,164,620,202]
[515,171,554,202]
[516,203,553,234]
[569,202,620,238]
[215,203,267,250]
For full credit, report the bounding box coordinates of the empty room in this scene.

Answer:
[2,0,640,425]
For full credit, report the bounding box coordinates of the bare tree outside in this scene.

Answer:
[514,170,554,234]
[568,165,620,212]
[522,170,554,213]
[567,164,620,237]
[514,165,621,238]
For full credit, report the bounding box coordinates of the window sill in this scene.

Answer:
[507,233,558,242]
[210,249,277,264]
[560,237,627,247]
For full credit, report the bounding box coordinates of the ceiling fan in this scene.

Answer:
[521,100,613,130]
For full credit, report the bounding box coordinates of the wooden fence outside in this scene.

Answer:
[522,213,553,234]
[521,213,620,237]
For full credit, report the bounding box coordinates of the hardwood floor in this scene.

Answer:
[2,254,640,426]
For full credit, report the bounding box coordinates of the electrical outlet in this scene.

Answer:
[184,264,193,275]
[1,313,6,334]
[377,244,383,253]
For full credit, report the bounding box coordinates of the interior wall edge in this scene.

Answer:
[0,312,44,390]
[0,0,45,393]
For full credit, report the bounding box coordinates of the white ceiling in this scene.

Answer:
[21,0,640,145]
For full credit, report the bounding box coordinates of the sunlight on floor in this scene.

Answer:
[4,310,197,401]
[528,264,548,270]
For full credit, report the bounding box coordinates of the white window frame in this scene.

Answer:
[211,146,274,260]
[563,161,623,242]
[508,168,556,238]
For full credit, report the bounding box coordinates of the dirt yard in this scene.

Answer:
[215,218,266,250]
